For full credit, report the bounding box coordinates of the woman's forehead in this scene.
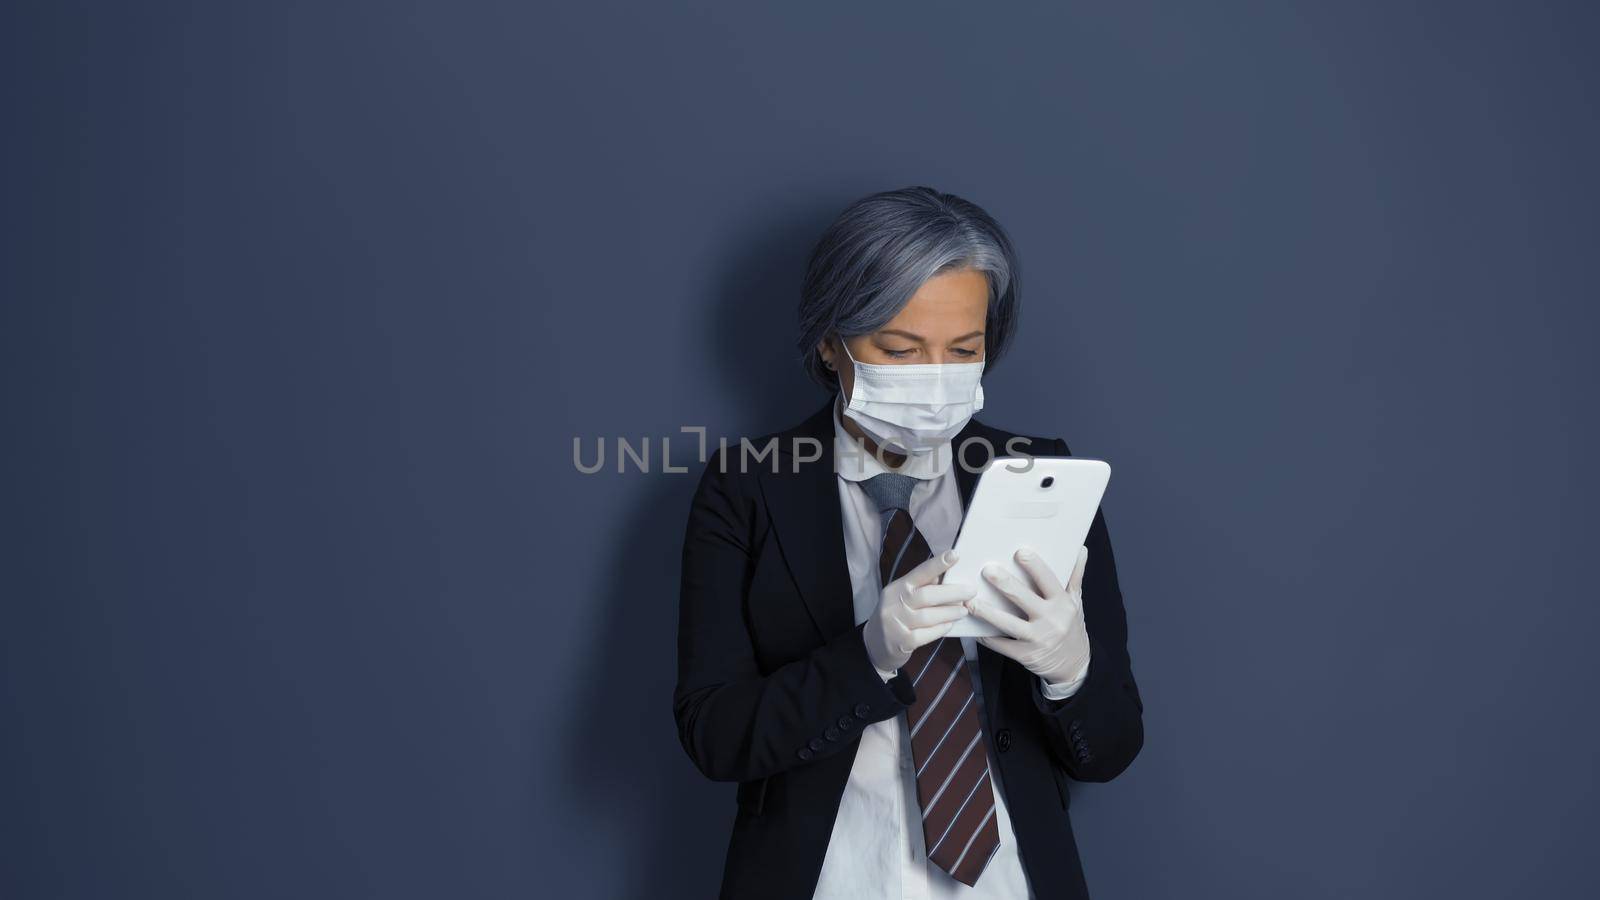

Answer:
[882,270,990,333]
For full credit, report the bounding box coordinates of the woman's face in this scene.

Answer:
[819,267,990,404]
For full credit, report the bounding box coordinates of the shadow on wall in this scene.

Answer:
[557,199,843,899]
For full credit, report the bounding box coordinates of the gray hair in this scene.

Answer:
[797,185,1021,390]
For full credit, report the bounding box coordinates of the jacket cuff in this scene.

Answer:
[839,621,917,716]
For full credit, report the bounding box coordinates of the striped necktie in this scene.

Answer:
[859,472,1001,887]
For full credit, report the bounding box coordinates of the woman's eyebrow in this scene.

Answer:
[874,328,986,342]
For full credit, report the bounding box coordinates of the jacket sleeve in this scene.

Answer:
[672,450,917,783]
[1028,437,1145,782]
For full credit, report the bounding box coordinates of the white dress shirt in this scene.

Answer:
[811,399,1088,899]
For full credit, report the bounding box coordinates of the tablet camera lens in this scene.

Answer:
[1040,476,1054,489]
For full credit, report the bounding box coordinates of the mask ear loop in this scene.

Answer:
[837,336,859,368]
[837,337,861,410]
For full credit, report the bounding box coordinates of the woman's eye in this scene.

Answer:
[881,348,915,358]
[950,347,978,357]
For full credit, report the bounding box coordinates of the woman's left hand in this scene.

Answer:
[966,545,1091,687]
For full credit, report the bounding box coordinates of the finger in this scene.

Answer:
[1013,546,1065,600]
[906,582,977,610]
[965,595,1036,640]
[907,620,958,647]
[981,563,1044,617]
[978,634,1028,659]
[898,548,960,590]
[905,601,972,629]
[1066,545,1089,596]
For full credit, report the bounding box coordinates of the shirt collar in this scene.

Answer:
[831,394,953,482]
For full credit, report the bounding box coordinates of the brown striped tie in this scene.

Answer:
[860,472,1001,887]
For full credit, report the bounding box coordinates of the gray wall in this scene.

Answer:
[6,2,1597,898]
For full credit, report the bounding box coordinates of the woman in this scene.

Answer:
[674,186,1143,899]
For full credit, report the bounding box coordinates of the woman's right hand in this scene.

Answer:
[862,549,977,674]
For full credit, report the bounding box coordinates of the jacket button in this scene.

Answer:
[797,747,814,761]
[824,726,840,742]
[838,715,854,730]
[995,728,1012,752]
[854,703,872,719]
[808,737,823,751]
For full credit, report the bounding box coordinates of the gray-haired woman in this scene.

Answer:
[674,186,1143,900]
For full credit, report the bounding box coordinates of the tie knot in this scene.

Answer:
[859,472,917,513]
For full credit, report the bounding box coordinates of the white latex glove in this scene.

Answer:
[863,549,977,676]
[966,545,1091,687]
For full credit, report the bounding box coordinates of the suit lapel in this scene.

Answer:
[952,425,982,511]
[757,399,857,640]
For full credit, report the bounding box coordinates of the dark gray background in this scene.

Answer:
[5,2,1597,898]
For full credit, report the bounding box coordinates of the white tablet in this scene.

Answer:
[942,456,1111,638]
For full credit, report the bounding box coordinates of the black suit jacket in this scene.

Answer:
[673,399,1144,899]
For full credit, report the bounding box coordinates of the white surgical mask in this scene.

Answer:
[837,340,985,455]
